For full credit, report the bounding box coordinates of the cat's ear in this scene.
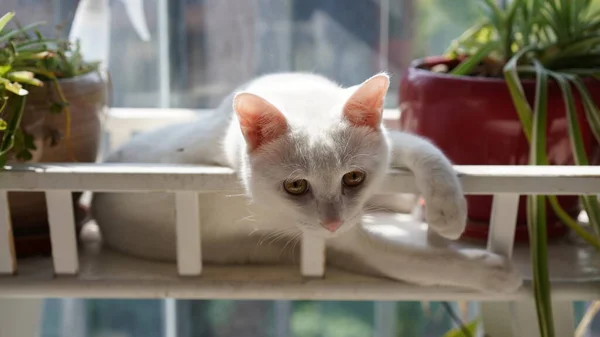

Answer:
[343,72,390,129]
[233,92,288,152]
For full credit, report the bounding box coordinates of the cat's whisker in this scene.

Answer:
[225,193,247,198]
[363,205,394,213]
[237,215,257,223]
[258,227,297,246]
[289,232,303,262]
[279,231,301,258]
[248,228,261,236]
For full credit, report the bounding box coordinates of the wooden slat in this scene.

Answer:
[552,300,575,337]
[301,233,325,277]
[512,300,542,337]
[374,301,398,337]
[175,192,202,276]
[0,191,16,274]
[487,194,520,257]
[1,164,239,193]
[0,270,598,300]
[481,302,519,337]
[46,191,78,274]
[3,164,600,195]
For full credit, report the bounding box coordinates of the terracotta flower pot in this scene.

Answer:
[7,71,106,257]
[399,56,600,242]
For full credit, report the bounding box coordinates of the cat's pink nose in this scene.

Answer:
[322,220,342,232]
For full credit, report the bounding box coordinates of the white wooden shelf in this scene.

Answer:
[4,163,600,195]
[1,213,598,301]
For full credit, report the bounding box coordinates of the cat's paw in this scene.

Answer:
[463,250,523,293]
[425,192,467,240]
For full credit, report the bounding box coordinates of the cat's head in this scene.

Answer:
[233,73,390,238]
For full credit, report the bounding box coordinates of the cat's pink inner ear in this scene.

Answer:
[233,93,288,152]
[343,73,390,129]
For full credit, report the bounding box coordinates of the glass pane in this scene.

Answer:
[1,0,480,110]
[86,300,163,337]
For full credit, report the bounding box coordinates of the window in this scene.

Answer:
[39,299,481,337]
[0,1,547,337]
[1,0,480,109]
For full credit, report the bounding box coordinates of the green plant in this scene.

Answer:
[443,319,479,337]
[0,11,99,167]
[442,1,600,336]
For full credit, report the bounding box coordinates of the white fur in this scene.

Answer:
[92,73,522,293]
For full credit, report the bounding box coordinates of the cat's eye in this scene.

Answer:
[342,171,366,187]
[284,179,309,195]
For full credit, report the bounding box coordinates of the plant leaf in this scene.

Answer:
[503,46,537,142]
[0,12,15,33]
[0,95,26,158]
[0,78,28,96]
[550,73,588,165]
[570,78,600,148]
[443,319,479,337]
[6,71,44,87]
[450,41,499,76]
[0,118,6,130]
[0,21,45,44]
[547,195,600,248]
[550,71,600,238]
[0,65,11,76]
[529,60,554,337]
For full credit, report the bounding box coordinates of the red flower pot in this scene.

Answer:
[399,56,600,242]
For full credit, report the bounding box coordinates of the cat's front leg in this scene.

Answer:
[387,130,467,239]
[328,226,522,293]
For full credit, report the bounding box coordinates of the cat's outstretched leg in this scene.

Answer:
[387,130,467,240]
[328,226,522,293]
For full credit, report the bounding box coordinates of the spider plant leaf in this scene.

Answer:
[570,77,600,147]
[548,195,600,248]
[6,71,43,87]
[567,77,600,237]
[531,61,548,163]
[511,69,600,247]
[450,41,499,76]
[550,73,588,165]
[551,71,600,237]
[539,4,561,36]
[503,47,537,141]
[547,55,600,70]
[0,12,15,33]
[550,37,600,62]
[528,194,553,337]
[581,195,600,237]
[443,319,479,337]
[528,61,554,337]
[560,0,572,38]
[0,78,28,96]
[0,118,6,131]
[0,21,45,44]
[0,95,26,158]
[13,66,55,78]
[0,65,11,76]
[480,0,505,30]
[444,22,487,56]
[501,0,522,59]
[14,39,57,51]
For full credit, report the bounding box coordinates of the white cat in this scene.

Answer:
[92,72,522,293]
